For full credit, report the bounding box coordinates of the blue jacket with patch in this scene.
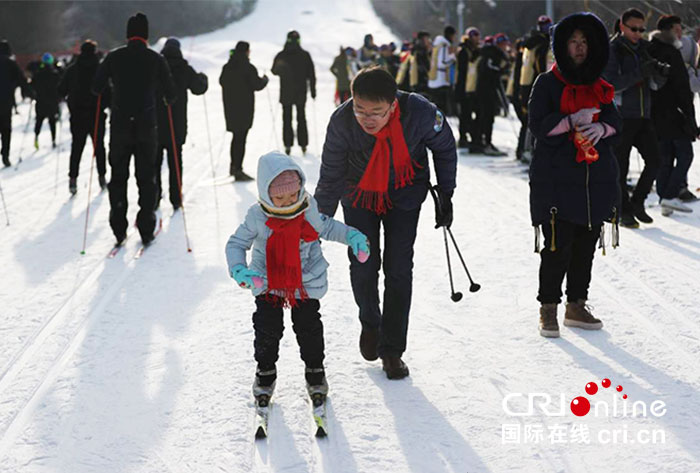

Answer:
[314,91,457,217]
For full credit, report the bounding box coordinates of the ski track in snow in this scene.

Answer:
[1,1,700,471]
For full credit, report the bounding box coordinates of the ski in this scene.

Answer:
[134,218,163,259]
[254,394,271,439]
[311,393,328,438]
[107,241,126,259]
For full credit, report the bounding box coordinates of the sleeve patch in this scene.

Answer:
[434,110,444,132]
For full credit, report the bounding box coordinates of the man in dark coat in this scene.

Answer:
[528,12,622,337]
[272,30,316,155]
[330,47,352,104]
[92,12,176,246]
[647,15,698,216]
[220,41,268,181]
[475,33,510,156]
[155,37,208,209]
[603,8,664,228]
[58,40,110,194]
[0,40,27,167]
[455,27,480,149]
[314,67,457,380]
[32,52,61,149]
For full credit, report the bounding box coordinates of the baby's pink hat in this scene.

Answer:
[269,170,301,198]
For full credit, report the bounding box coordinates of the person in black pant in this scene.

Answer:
[603,8,665,228]
[32,53,60,150]
[272,30,316,155]
[455,27,480,149]
[92,12,176,245]
[647,15,699,216]
[58,40,110,195]
[529,13,621,338]
[155,38,208,209]
[475,33,510,156]
[0,40,28,167]
[314,67,457,379]
[220,41,267,181]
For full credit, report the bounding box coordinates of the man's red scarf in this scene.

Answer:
[128,37,148,46]
[552,64,614,163]
[351,105,416,215]
[265,213,319,307]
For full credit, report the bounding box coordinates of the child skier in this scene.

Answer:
[225,151,369,425]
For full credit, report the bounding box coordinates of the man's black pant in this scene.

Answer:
[69,116,106,179]
[429,86,451,114]
[252,296,324,370]
[229,128,249,174]
[656,138,694,200]
[458,94,477,144]
[476,92,497,146]
[108,133,158,242]
[614,118,660,212]
[282,101,308,149]
[34,111,57,142]
[538,219,601,304]
[0,111,10,165]
[156,142,183,208]
[343,205,421,358]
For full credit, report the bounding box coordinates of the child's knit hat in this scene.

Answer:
[268,170,301,198]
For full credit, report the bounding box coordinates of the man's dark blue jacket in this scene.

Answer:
[314,91,457,217]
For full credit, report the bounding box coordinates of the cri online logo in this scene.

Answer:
[571,378,624,416]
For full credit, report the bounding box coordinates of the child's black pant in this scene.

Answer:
[253,296,324,370]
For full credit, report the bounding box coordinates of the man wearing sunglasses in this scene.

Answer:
[604,8,661,228]
[314,67,457,380]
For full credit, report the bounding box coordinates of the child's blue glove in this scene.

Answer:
[231,264,263,289]
[346,229,370,263]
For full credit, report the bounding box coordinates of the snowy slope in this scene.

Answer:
[1,0,700,472]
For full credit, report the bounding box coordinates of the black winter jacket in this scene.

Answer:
[271,43,315,105]
[647,30,698,140]
[603,35,652,119]
[0,54,26,113]
[220,53,267,132]
[92,39,176,141]
[314,91,457,217]
[529,12,622,228]
[32,63,60,117]
[156,49,208,145]
[58,52,110,127]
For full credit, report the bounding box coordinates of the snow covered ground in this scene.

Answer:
[1,0,700,471]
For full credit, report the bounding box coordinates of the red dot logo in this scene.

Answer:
[570,396,591,417]
[616,385,623,392]
[623,394,628,400]
[602,378,611,388]
[585,382,598,395]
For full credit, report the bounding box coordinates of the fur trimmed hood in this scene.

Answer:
[551,12,609,85]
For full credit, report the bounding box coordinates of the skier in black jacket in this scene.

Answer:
[155,38,208,209]
[32,53,61,150]
[0,40,28,167]
[220,41,268,181]
[58,40,110,194]
[475,33,510,156]
[272,30,316,155]
[92,12,176,246]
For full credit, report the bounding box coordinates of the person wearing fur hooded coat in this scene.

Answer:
[528,12,622,338]
[225,151,369,398]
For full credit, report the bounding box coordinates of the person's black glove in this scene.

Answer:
[432,186,453,229]
[311,88,317,100]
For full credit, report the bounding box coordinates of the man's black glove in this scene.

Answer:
[431,185,453,229]
[640,59,657,79]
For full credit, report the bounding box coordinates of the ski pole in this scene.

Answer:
[262,71,281,149]
[446,227,481,293]
[0,178,9,226]
[80,94,102,255]
[443,227,462,302]
[167,103,192,253]
[202,94,218,180]
[311,97,320,156]
[54,105,62,193]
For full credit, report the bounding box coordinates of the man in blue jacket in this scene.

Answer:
[603,8,665,228]
[314,67,457,379]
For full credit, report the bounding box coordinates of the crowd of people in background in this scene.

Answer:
[331,8,700,227]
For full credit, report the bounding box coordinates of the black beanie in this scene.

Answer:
[126,12,149,39]
[0,40,10,56]
[80,40,97,55]
[234,41,250,55]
